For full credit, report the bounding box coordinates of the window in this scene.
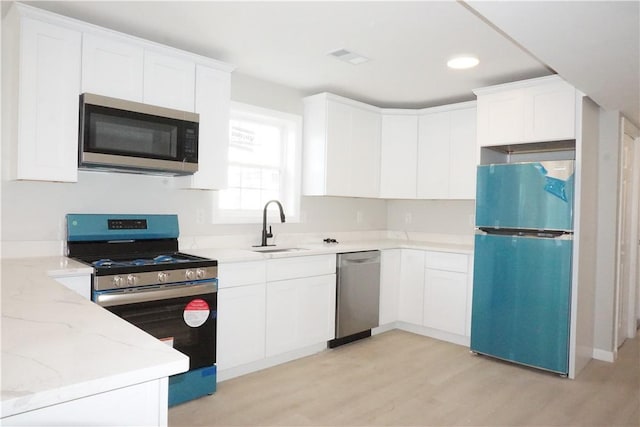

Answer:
[214,102,301,223]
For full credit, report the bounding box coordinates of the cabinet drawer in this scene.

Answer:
[266,255,336,282]
[218,261,266,288]
[425,252,468,273]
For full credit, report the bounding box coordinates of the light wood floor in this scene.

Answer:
[169,330,639,426]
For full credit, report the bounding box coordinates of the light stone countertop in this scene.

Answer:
[189,239,474,263]
[1,257,189,418]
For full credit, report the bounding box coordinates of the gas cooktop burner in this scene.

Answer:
[92,255,190,268]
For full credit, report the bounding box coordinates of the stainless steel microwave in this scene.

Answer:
[78,93,199,175]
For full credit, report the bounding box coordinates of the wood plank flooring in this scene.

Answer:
[169,330,639,426]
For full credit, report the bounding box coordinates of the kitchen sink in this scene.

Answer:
[251,247,309,253]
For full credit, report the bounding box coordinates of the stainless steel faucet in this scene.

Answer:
[256,200,286,247]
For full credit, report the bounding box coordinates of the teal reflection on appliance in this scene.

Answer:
[470,234,572,374]
[475,161,574,231]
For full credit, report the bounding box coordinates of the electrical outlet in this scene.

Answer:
[356,211,363,224]
[404,213,412,225]
[196,209,205,224]
[469,214,475,226]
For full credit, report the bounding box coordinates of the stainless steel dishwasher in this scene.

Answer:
[329,250,381,348]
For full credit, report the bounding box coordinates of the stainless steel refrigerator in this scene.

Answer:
[470,160,574,375]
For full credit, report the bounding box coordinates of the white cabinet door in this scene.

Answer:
[423,269,468,336]
[379,249,401,325]
[476,89,525,147]
[298,274,336,346]
[449,107,477,199]
[524,81,576,142]
[379,114,418,198]
[324,100,354,196]
[217,284,266,370]
[143,51,195,111]
[177,65,230,190]
[265,274,335,357]
[417,111,450,199]
[266,278,301,357]
[303,94,381,198]
[397,249,425,325]
[81,32,144,101]
[350,107,381,198]
[16,18,81,182]
[417,105,476,199]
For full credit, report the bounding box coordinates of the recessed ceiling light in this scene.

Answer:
[447,56,479,70]
[329,48,371,65]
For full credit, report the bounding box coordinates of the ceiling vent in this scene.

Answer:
[328,48,370,65]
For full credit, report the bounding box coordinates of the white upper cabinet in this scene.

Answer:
[303,93,381,198]
[379,113,419,199]
[11,15,82,182]
[81,32,144,102]
[475,75,576,147]
[417,103,477,199]
[176,65,230,190]
[143,51,196,112]
[448,107,477,199]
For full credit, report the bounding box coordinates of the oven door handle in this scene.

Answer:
[95,281,217,307]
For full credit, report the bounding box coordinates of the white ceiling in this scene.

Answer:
[19,1,639,123]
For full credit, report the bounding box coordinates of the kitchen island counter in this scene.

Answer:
[1,257,189,420]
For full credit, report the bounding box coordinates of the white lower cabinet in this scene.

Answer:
[423,269,468,336]
[217,261,266,371]
[217,283,266,370]
[2,378,168,427]
[390,248,473,345]
[397,249,426,325]
[379,249,401,325]
[265,274,335,357]
[217,255,336,379]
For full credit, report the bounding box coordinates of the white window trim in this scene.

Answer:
[212,102,302,225]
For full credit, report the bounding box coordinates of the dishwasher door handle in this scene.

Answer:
[341,257,378,265]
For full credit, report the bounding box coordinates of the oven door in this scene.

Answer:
[95,281,217,370]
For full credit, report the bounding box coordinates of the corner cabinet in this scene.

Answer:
[474,74,576,147]
[2,3,234,186]
[379,113,419,199]
[417,103,477,199]
[302,93,381,198]
[3,13,82,182]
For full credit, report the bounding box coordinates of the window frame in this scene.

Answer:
[212,101,302,224]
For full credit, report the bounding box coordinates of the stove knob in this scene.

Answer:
[196,268,206,279]
[127,274,138,286]
[185,269,196,281]
[158,272,169,283]
[112,276,124,287]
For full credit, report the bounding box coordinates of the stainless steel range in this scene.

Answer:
[66,213,217,407]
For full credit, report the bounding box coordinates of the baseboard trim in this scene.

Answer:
[217,342,328,382]
[592,348,616,363]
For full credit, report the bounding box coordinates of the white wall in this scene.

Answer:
[386,199,475,236]
[593,110,621,353]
